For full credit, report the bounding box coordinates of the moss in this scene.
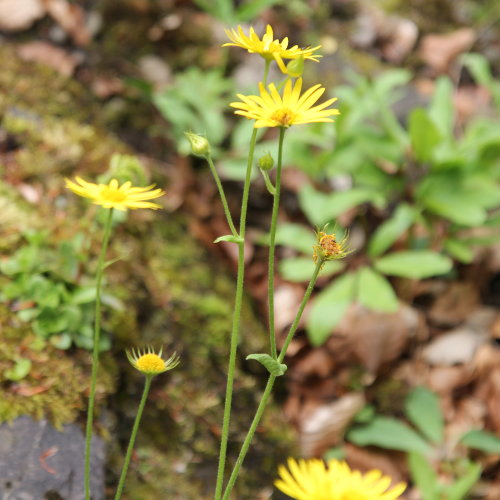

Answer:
[0,306,116,429]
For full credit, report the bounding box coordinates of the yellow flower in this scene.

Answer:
[65,177,164,211]
[126,346,180,376]
[275,458,406,500]
[223,24,321,74]
[230,78,339,129]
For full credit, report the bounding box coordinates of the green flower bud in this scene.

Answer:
[286,56,305,78]
[257,151,274,171]
[100,153,148,186]
[185,132,211,157]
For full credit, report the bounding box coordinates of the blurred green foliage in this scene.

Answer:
[343,387,500,500]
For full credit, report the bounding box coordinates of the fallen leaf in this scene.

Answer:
[299,393,365,457]
[0,0,45,31]
[17,41,79,77]
[423,327,488,366]
[419,28,476,74]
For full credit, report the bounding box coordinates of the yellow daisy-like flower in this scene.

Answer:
[126,346,180,376]
[223,24,321,74]
[65,177,164,211]
[230,78,339,129]
[275,458,406,500]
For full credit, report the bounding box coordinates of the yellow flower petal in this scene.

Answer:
[65,177,164,211]
[230,78,339,129]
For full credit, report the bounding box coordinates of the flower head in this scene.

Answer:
[313,227,353,264]
[223,25,321,74]
[275,458,406,500]
[65,177,164,211]
[230,78,339,129]
[126,346,180,376]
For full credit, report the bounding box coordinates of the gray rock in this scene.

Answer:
[0,416,104,500]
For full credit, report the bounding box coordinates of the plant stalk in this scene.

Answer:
[84,208,114,500]
[214,128,258,500]
[114,375,153,500]
[221,259,323,500]
[267,128,286,359]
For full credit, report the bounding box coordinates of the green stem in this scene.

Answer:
[263,60,271,86]
[260,168,276,196]
[221,259,324,500]
[85,208,114,500]
[267,128,286,360]
[214,127,258,500]
[114,376,153,500]
[206,155,238,237]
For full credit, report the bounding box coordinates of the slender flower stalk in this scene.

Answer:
[206,155,238,237]
[267,128,286,359]
[221,260,324,500]
[84,207,114,500]
[114,375,152,500]
[115,347,179,500]
[214,128,258,500]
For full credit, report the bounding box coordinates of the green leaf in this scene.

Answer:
[446,461,482,500]
[4,358,32,381]
[408,452,439,500]
[246,354,287,376]
[323,447,346,461]
[374,251,453,279]
[405,387,444,444]
[443,239,474,264]
[306,272,357,347]
[347,416,431,455]
[279,257,343,282]
[429,77,454,138]
[274,223,316,254]
[214,234,243,244]
[460,429,500,454]
[356,267,399,313]
[71,286,97,305]
[409,108,443,163]
[368,204,417,257]
[50,333,72,350]
[299,184,376,227]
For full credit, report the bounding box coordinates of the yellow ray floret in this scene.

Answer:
[275,458,406,500]
[65,177,164,211]
[223,24,321,73]
[126,346,180,376]
[230,78,339,128]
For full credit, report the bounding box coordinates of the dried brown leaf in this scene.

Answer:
[0,0,45,31]
[17,41,78,77]
[43,0,90,46]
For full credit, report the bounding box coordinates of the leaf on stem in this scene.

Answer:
[246,353,287,376]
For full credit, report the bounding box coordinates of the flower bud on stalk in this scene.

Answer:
[258,151,275,171]
[185,132,211,157]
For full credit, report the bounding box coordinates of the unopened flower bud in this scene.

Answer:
[286,56,305,78]
[258,152,275,171]
[185,132,211,157]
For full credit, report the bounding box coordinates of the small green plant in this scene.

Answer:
[345,387,500,500]
[0,229,120,350]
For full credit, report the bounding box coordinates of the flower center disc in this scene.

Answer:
[271,108,296,126]
[101,186,127,203]
[136,353,165,373]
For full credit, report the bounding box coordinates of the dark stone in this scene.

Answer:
[0,416,104,500]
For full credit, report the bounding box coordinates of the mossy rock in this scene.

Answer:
[0,44,294,499]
